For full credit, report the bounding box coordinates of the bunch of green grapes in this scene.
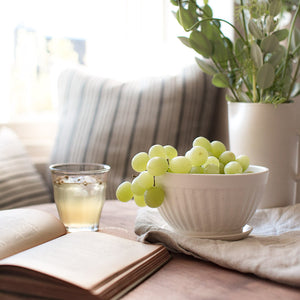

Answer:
[116,137,250,208]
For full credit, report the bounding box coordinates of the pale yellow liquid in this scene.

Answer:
[53,181,106,232]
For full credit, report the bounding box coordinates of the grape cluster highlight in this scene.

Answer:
[116,137,250,208]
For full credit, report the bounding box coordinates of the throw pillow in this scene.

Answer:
[0,127,52,209]
[50,65,223,199]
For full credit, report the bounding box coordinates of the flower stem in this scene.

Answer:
[287,57,300,101]
[252,64,257,103]
[240,0,248,45]
[282,4,300,82]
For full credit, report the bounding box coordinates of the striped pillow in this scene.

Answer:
[50,65,222,199]
[0,127,52,209]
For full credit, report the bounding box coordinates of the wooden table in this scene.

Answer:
[36,200,300,300]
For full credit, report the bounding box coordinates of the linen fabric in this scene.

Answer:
[50,65,222,199]
[0,127,51,209]
[135,204,300,287]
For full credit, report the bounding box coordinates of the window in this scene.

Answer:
[0,0,233,123]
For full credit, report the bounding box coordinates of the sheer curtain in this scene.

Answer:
[0,0,233,122]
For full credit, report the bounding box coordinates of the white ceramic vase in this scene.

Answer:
[228,101,300,209]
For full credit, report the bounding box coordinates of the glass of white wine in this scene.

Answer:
[49,163,110,233]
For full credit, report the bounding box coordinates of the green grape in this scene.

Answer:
[131,178,146,195]
[131,152,150,172]
[203,164,220,174]
[236,154,250,171]
[211,140,226,158]
[185,146,208,166]
[193,136,212,153]
[147,157,169,176]
[190,166,205,174]
[169,156,192,173]
[148,144,167,158]
[219,151,236,165]
[144,186,165,208]
[219,162,225,174]
[135,171,154,189]
[134,194,146,207]
[224,161,243,174]
[202,156,219,167]
[116,181,133,202]
[185,150,191,158]
[164,145,178,159]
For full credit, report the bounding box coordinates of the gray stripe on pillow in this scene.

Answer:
[103,83,125,164]
[122,88,143,180]
[50,65,222,199]
[83,80,107,162]
[63,80,88,162]
[0,127,51,209]
[152,79,165,145]
[174,68,186,149]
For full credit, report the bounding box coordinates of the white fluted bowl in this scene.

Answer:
[156,165,269,239]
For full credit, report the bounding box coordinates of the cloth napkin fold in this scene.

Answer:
[135,204,300,287]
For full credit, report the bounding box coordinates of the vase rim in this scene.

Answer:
[227,101,294,105]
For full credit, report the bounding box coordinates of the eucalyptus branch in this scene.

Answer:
[212,57,239,102]
[238,62,253,94]
[185,17,247,45]
[171,0,300,104]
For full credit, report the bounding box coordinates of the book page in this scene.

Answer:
[0,208,66,260]
[0,231,167,292]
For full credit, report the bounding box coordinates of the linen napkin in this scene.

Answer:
[135,204,300,287]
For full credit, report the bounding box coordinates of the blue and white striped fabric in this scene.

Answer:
[50,65,222,199]
[0,127,51,209]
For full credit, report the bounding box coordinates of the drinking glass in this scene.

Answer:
[49,163,110,232]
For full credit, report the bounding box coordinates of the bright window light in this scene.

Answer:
[0,0,233,123]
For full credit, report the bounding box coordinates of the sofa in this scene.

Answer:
[0,63,228,209]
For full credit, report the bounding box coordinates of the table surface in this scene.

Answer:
[36,200,300,300]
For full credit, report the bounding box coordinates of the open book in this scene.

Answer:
[0,208,171,299]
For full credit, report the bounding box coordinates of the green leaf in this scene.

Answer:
[202,4,213,18]
[269,0,282,17]
[266,16,277,33]
[261,35,279,53]
[282,61,293,93]
[212,73,230,88]
[195,57,217,76]
[250,43,263,68]
[290,82,300,98]
[202,22,222,42]
[257,63,275,89]
[234,38,246,62]
[250,2,267,19]
[225,94,236,102]
[272,29,289,41]
[178,36,191,48]
[212,40,228,68]
[178,6,197,31]
[268,45,286,66]
[236,91,251,102]
[189,31,213,58]
[248,19,264,40]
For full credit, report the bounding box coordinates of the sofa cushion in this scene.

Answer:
[50,65,222,199]
[0,127,52,209]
